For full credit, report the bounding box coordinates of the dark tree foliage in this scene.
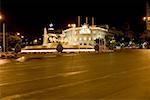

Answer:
[14,43,21,53]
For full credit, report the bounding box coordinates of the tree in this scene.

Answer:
[140,30,150,43]
[108,27,124,47]
[122,22,135,42]
[0,32,22,51]
[14,43,21,53]
[109,27,124,40]
[8,35,21,47]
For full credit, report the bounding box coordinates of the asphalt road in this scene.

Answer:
[0,49,150,100]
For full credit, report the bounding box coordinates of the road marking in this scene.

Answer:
[0,74,62,87]
[3,67,150,100]
[2,66,150,99]
[0,64,58,73]
[0,70,88,87]
[1,74,113,99]
[62,54,78,57]
[5,67,149,99]
[62,70,88,77]
[1,66,150,86]
[0,66,45,73]
[0,65,85,73]
[100,75,111,79]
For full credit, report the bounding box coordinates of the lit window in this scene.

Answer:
[79,38,82,41]
[148,17,150,21]
[74,38,77,41]
[89,37,91,40]
[93,37,96,40]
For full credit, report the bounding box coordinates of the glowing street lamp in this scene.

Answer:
[0,15,2,20]
[0,13,6,52]
[143,16,150,21]
[143,17,146,21]
[21,36,24,39]
[17,32,20,36]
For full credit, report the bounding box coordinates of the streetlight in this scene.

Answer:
[3,23,6,52]
[0,15,2,20]
[17,32,20,36]
[0,14,6,52]
[143,16,150,21]
[21,36,24,39]
[143,16,150,30]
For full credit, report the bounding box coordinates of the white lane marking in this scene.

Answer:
[1,74,112,99]
[112,66,150,76]
[64,65,86,70]
[62,70,88,77]
[0,65,85,73]
[100,75,111,79]
[0,65,44,73]
[0,70,88,87]
[2,66,150,99]
[0,66,44,73]
[136,66,150,71]
[3,66,150,100]
[0,74,61,87]
[1,65,150,86]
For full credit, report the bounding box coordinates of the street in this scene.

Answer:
[0,49,150,100]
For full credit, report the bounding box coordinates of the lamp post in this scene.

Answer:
[0,14,6,52]
[143,16,150,30]
[3,23,5,52]
[0,15,2,52]
[0,15,2,20]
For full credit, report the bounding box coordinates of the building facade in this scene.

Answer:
[43,16,109,49]
[62,23,108,47]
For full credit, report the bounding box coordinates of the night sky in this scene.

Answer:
[0,0,147,37]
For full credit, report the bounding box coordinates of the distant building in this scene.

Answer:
[62,23,108,46]
[43,16,110,48]
[143,2,150,31]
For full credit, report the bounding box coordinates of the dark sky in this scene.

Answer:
[0,0,148,37]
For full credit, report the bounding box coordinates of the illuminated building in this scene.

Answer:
[143,2,150,31]
[43,16,109,49]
